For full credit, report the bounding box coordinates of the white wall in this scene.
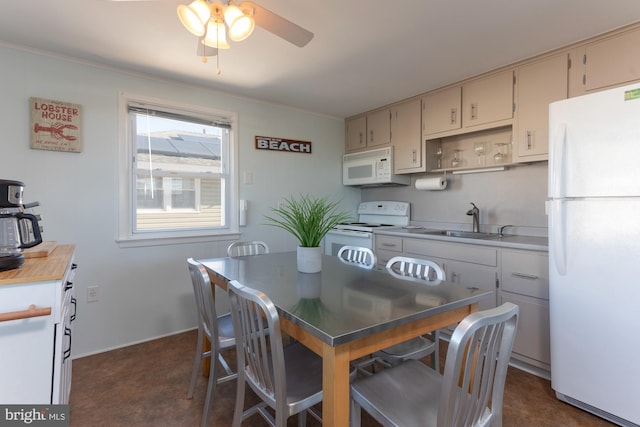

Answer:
[0,44,360,357]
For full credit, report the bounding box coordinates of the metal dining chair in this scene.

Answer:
[226,241,269,257]
[369,256,446,371]
[351,302,519,427]
[227,279,323,427]
[185,258,237,427]
[337,245,377,269]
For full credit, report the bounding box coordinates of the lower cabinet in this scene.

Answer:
[0,245,76,404]
[500,249,550,373]
[401,238,498,334]
[374,234,550,376]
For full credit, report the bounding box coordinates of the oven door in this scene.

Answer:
[324,229,373,256]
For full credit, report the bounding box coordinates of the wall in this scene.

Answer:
[0,44,360,357]
[364,161,548,236]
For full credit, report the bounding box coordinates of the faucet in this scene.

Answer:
[466,202,480,233]
[498,224,513,237]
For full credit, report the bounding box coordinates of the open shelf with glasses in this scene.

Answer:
[426,126,514,173]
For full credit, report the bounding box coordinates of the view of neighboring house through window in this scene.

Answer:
[122,98,235,240]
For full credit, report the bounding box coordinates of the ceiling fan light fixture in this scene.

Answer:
[177,0,211,37]
[202,20,231,49]
[224,4,255,41]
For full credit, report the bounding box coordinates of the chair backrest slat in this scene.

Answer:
[187,258,218,343]
[228,280,286,410]
[386,256,445,282]
[227,241,269,257]
[337,245,377,269]
[438,302,519,427]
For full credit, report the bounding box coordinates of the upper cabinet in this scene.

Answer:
[513,53,569,162]
[422,86,462,136]
[462,69,514,130]
[423,70,514,139]
[346,23,640,168]
[392,99,424,174]
[345,109,390,152]
[571,26,640,97]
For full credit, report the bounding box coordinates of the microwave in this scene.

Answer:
[343,147,410,187]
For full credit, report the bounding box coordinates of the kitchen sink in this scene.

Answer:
[419,230,501,239]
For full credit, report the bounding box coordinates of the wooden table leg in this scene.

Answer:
[322,342,351,427]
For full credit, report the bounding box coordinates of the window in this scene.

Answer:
[119,94,238,245]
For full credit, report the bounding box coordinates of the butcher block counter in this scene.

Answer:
[0,243,74,286]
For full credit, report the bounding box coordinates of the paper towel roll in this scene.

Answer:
[415,176,447,191]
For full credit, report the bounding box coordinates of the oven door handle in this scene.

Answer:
[328,229,373,239]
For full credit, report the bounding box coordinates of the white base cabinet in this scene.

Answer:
[0,245,76,404]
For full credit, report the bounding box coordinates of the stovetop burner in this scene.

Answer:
[330,201,410,233]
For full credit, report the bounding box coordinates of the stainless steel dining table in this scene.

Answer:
[198,252,491,427]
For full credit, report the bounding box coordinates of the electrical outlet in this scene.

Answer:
[87,286,100,303]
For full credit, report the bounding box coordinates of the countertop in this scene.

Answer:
[0,244,75,286]
[375,228,548,252]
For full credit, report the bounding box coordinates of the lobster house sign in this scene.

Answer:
[255,135,312,154]
[30,97,82,153]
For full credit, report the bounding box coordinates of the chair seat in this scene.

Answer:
[351,360,442,427]
[375,336,436,362]
[216,313,236,349]
[281,343,323,409]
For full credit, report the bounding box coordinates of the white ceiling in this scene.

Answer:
[2,0,640,118]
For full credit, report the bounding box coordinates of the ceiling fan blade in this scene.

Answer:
[240,1,313,47]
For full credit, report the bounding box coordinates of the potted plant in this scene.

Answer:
[264,194,351,273]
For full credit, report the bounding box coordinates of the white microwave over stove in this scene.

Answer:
[343,147,410,187]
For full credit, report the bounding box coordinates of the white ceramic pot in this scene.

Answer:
[297,246,322,273]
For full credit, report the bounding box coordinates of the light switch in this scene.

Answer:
[243,171,253,185]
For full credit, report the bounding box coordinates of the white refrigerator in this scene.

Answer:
[548,83,640,426]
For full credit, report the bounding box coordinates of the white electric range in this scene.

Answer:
[324,201,410,256]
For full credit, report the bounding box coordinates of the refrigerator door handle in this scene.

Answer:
[550,199,567,275]
[549,123,567,198]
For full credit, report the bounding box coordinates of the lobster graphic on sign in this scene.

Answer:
[30,97,82,152]
[34,123,78,141]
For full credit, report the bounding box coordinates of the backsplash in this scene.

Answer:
[362,161,548,237]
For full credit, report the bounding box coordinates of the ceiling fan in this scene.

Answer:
[177,1,314,61]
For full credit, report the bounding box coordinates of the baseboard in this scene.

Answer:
[72,327,197,360]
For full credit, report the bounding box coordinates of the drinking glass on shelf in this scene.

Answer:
[474,142,486,165]
[435,146,443,169]
[451,149,463,168]
[493,143,507,163]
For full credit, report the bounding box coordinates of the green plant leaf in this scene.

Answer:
[264,194,352,247]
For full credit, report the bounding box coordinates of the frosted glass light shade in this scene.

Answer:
[202,20,230,49]
[177,0,211,37]
[224,4,255,41]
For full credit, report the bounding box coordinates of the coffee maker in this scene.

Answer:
[0,180,42,271]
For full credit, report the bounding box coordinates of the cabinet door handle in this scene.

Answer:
[63,327,72,361]
[64,280,73,291]
[470,103,478,120]
[450,107,457,125]
[359,132,364,145]
[369,129,374,143]
[381,243,398,248]
[412,149,417,163]
[512,272,539,280]
[0,304,52,323]
[70,297,77,322]
[526,130,533,150]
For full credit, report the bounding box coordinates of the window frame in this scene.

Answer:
[117,92,239,247]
